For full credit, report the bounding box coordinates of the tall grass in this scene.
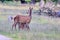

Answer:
[0,5,60,40]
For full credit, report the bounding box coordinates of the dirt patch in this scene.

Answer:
[0,35,12,40]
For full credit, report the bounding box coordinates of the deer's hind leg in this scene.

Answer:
[12,22,17,30]
[17,22,22,30]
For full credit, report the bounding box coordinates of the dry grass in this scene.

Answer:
[0,4,60,40]
[0,15,60,40]
[0,4,39,10]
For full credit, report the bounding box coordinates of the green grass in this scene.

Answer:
[39,18,48,24]
[0,32,19,40]
[3,1,21,6]
[25,0,31,2]
[0,31,60,40]
[32,16,49,24]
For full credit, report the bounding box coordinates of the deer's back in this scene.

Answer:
[19,15,31,23]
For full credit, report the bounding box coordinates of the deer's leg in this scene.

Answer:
[21,23,24,30]
[15,23,17,30]
[12,22,17,30]
[12,23,14,30]
[18,22,21,30]
[25,23,30,30]
[18,22,24,30]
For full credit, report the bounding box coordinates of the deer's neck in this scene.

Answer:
[29,9,32,17]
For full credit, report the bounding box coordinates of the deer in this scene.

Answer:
[12,7,33,30]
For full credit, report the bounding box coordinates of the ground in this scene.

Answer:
[0,35,12,40]
[0,4,60,40]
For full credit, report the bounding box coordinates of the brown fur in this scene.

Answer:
[12,7,33,30]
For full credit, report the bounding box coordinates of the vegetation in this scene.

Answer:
[51,0,58,5]
[0,0,58,5]
[0,0,60,40]
[0,28,60,40]
[0,12,60,40]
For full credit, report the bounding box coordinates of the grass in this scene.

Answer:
[39,18,48,24]
[0,30,60,40]
[3,1,21,6]
[0,31,19,40]
[0,4,60,40]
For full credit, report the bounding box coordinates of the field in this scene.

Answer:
[0,4,60,40]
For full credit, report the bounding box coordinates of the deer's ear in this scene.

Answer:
[29,7,33,9]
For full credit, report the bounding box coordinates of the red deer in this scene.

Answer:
[12,7,33,30]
